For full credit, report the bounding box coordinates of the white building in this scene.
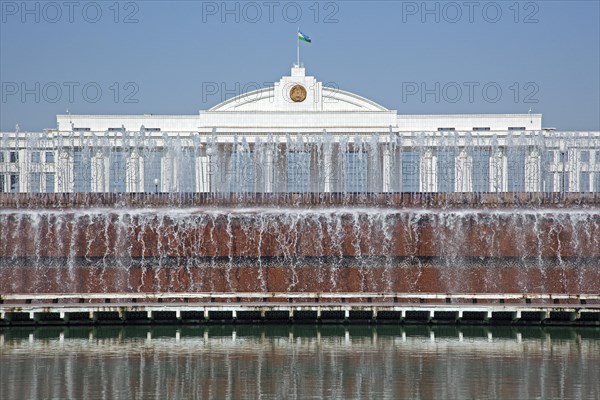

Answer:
[1,66,599,194]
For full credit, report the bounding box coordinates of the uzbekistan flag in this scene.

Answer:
[298,30,311,43]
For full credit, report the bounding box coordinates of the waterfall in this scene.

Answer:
[1,206,599,294]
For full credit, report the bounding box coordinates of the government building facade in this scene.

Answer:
[1,66,599,194]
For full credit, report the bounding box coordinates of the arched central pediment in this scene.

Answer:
[207,67,389,113]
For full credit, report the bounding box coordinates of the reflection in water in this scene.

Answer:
[1,325,599,400]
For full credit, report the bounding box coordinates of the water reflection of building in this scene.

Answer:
[1,66,599,194]
[1,326,599,400]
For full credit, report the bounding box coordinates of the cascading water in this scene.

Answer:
[1,130,599,295]
[1,205,599,294]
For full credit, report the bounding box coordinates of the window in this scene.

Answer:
[287,152,310,192]
[344,152,368,193]
[508,127,526,131]
[108,128,124,131]
[144,150,162,192]
[73,149,91,193]
[580,150,590,162]
[179,149,197,192]
[109,150,127,193]
[542,150,554,192]
[542,150,555,192]
[231,152,253,193]
[437,127,455,131]
[507,149,526,192]
[473,127,490,131]
[73,127,91,132]
[46,152,55,164]
[0,152,4,163]
[595,172,600,193]
[559,171,569,192]
[402,151,420,192]
[134,127,161,132]
[437,149,455,193]
[560,151,569,163]
[543,172,555,193]
[45,173,55,193]
[0,175,5,192]
[10,174,19,192]
[10,151,18,163]
[580,172,590,192]
[596,150,600,163]
[472,148,491,192]
[29,173,42,193]
[31,151,41,163]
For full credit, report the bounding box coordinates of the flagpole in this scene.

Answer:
[296,28,300,66]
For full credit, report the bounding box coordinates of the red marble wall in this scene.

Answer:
[1,193,599,294]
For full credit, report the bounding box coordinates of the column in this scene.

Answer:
[91,151,106,192]
[127,151,141,193]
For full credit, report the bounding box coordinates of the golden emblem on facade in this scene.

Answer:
[290,84,307,102]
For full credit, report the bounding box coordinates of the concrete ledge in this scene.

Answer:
[1,299,599,326]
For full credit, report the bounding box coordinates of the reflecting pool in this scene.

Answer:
[1,325,599,399]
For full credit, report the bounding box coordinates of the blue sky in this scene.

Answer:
[1,0,599,131]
